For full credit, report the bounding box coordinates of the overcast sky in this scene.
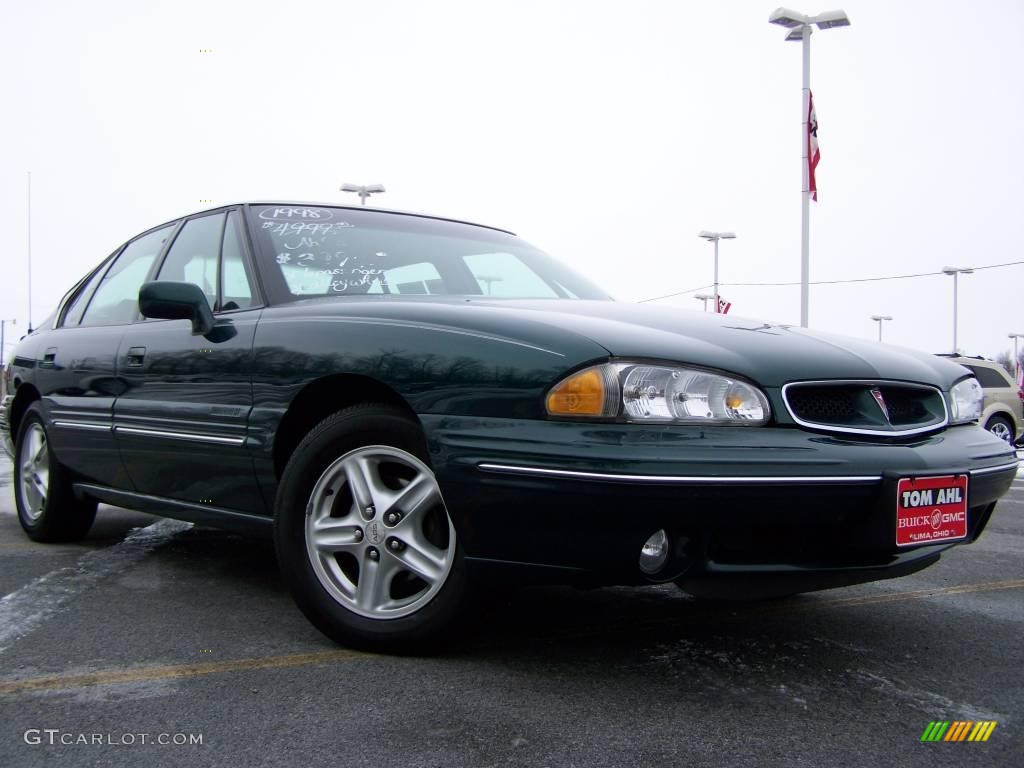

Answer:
[2,0,1021,362]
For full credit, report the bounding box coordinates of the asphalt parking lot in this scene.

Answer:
[1,455,1022,767]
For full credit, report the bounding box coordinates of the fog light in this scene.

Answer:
[639,529,670,575]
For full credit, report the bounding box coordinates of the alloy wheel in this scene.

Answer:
[988,420,1012,443]
[304,445,455,619]
[19,423,50,522]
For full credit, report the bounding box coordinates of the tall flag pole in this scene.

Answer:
[799,24,812,328]
[808,91,820,201]
[769,8,850,327]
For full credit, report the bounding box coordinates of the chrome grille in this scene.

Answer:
[783,381,948,436]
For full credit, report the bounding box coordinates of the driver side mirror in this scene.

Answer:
[139,281,215,335]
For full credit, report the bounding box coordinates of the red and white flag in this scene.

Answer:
[807,91,820,201]
[716,296,732,315]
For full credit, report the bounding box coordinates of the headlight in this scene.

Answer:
[546,362,771,425]
[949,377,983,424]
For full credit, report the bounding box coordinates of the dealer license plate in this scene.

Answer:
[896,475,969,547]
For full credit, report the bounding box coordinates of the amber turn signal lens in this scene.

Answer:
[546,368,606,416]
[725,394,745,409]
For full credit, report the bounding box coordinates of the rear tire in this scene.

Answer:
[274,404,467,653]
[985,415,1015,444]
[14,403,97,542]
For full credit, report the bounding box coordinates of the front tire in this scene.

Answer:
[274,404,467,652]
[985,415,1015,444]
[14,403,97,542]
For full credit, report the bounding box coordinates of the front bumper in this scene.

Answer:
[423,416,1017,590]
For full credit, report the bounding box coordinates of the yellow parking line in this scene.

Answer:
[0,542,79,552]
[811,578,1024,607]
[764,578,1024,613]
[2,580,1022,695]
[0,649,369,696]
[563,579,1024,638]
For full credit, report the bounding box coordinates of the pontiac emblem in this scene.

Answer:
[870,388,890,423]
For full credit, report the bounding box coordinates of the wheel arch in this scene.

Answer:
[272,373,422,479]
[8,383,41,441]
[983,405,1016,426]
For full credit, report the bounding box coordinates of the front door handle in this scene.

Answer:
[126,347,146,367]
[41,347,57,367]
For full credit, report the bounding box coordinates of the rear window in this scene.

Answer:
[247,205,609,305]
[965,365,1012,388]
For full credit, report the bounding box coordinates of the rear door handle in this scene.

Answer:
[126,347,146,367]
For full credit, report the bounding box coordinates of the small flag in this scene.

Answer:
[808,91,820,201]
[717,296,732,315]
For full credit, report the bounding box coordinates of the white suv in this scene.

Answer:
[940,355,1023,444]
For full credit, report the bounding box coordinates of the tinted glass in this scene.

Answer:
[62,264,109,327]
[80,225,174,327]
[248,205,609,304]
[966,365,1012,388]
[156,213,224,309]
[221,211,255,310]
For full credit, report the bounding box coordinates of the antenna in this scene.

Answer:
[27,171,32,332]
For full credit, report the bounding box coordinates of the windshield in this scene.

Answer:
[247,205,610,304]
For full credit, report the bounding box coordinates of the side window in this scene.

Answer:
[61,263,109,327]
[156,213,225,309]
[966,365,1012,389]
[220,211,255,310]
[80,225,174,327]
[463,252,558,298]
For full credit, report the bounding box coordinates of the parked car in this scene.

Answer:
[3,203,1018,651]
[937,355,1024,445]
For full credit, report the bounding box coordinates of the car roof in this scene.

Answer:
[936,354,1003,368]
[173,201,517,237]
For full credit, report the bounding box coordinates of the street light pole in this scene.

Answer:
[340,183,386,206]
[870,314,892,342]
[768,8,851,328]
[1,317,15,355]
[714,238,720,311]
[942,266,973,354]
[1,318,15,395]
[1009,333,1024,382]
[694,293,713,312]
[698,231,736,314]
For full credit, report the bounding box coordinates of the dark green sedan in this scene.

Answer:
[3,203,1018,651]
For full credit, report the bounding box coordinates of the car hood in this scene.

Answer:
[278,297,968,390]
[462,299,967,389]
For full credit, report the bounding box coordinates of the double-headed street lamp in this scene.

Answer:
[694,293,714,312]
[870,314,892,342]
[698,231,735,314]
[340,183,386,206]
[768,7,851,328]
[942,266,973,354]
